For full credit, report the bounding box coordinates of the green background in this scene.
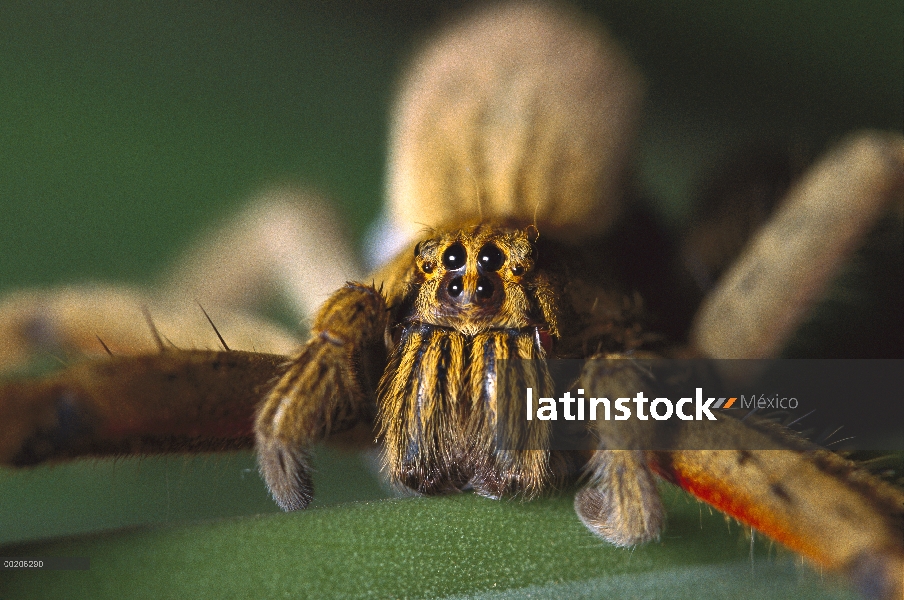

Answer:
[0,1,900,598]
[0,0,900,289]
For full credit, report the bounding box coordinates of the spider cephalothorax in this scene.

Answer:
[380,224,559,499]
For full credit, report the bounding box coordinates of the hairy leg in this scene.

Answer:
[255,283,389,511]
[574,356,664,547]
[650,427,904,600]
[676,133,904,598]
[573,353,904,596]
[164,186,361,320]
[0,187,357,373]
[692,131,904,360]
[0,349,287,466]
[0,286,300,373]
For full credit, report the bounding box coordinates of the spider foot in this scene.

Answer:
[255,436,314,511]
[575,450,664,547]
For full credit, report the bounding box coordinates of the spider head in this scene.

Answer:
[410,224,544,336]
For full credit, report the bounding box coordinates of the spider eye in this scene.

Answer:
[477,243,504,271]
[511,265,524,276]
[422,262,434,274]
[442,243,467,270]
[447,276,464,297]
[475,276,494,299]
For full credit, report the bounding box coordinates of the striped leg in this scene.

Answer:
[255,283,388,511]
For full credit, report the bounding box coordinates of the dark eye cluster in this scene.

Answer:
[438,242,506,300]
[439,242,506,272]
[426,239,526,284]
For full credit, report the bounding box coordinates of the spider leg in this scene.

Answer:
[573,355,664,547]
[0,286,300,372]
[0,349,287,466]
[649,423,904,600]
[255,283,389,511]
[163,186,361,320]
[672,132,904,597]
[692,131,904,360]
[572,355,904,595]
[0,187,356,372]
[0,188,362,481]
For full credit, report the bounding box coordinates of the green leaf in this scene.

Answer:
[0,449,856,599]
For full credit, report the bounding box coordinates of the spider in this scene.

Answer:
[1,2,902,599]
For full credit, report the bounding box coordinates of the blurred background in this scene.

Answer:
[0,0,901,577]
[0,0,900,290]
